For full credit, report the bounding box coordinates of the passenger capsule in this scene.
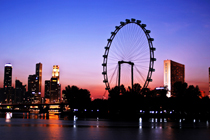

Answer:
[141,24,146,28]
[131,18,136,22]
[136,20,141,24]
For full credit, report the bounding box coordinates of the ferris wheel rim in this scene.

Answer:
[102,18,156,92]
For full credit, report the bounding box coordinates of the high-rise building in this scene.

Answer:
[36,63,42,94]
[209,67,210,95]
[28,63,42,103]
[52,65,59,84]
[28,74,38,103]
[4,63,14,103]
[50,77,59,103]
[4,63,12,89]
[164,60,185,97]
[15,79,26,104]
[44,80,50,103]
[46,65,61,103]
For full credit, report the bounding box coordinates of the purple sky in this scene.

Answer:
[0,0,210,98]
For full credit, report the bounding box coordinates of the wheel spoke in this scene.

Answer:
[103,19,155,96]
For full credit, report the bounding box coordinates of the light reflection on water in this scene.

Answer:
[1,116,210,140]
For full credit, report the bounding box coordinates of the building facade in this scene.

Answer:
[4,63,12,89]
[28,63,42,103]
[15,79,26,104]
[52,65,59,84]
[44,80,50,103]
[4,63,13,103]
[45,65,61,103]
[36,63,42,95]
[164,60,185,97]
[209,67,210,95]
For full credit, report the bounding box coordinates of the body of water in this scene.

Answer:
[1,114,210,140]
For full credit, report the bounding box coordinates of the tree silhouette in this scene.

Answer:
[185,85,201,99]
[132,83,141,94]
[62,85,91,109]
[172,81,188,98]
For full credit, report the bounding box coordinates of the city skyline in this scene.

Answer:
[0,0,210,98]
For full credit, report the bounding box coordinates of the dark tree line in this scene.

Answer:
[106,82,209,120]
[62,82,210,120]
[62,85,91,110]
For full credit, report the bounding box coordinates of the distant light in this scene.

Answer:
[38,92,41,94]
[155,87,165,90]
[139,117,142,123]
[150,111,155,114]
[74,109,78,112]
[84,109,87,111]
[5,63,12,67]
[32,92,35,94]
[97,109,99,112]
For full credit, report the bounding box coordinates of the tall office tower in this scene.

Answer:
[4,63,14,103]
[50,77,59,103]
[27,63,42,103]
[52,65,59,84]
[164,60,185,97]
[36,63,42,94]
[48,65,61,103]
[15,79,26,104]
[44,80,50,103]
[4,63,12,89]
[28,74,38,103]
[209,67,210,95]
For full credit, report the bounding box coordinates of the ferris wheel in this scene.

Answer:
[102,18,156,92]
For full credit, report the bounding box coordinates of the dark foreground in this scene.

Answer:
[1,116,210,140]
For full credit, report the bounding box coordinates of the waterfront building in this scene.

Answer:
[52,65,60,84]
[36,63,42,96]
[50,77,60,103]
[28,74,38,103]
[4,63,12,89]
[3,63,14,103]
[44,80,50,103]
[164,60,185,97]
[209,67,210,95]
[15,79,26,104]
[45,65,61,103]
[28,63,42,103]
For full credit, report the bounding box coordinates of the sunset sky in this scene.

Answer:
[0,0,210,99]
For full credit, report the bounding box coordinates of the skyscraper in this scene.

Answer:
[164,60,185,97]
[4,63,14,103]
[48,65,61,103]
[15,79,26,104]
[36,63,42,94]
[50,77,59,102]
[209,67,210,95]
[28,74,38,102]
[52,65,59,84]
[4,63,12,89]
[44,80,50,103]
[28,63,42,103]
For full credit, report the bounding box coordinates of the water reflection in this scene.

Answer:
[1,117,210,140]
